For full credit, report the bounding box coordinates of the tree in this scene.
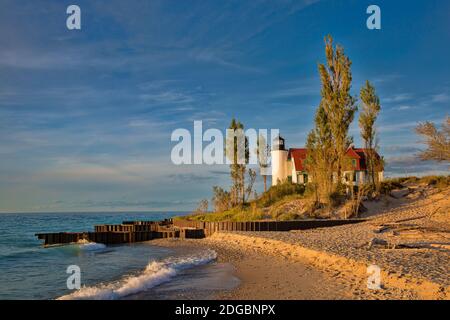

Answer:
[256,134,271,192]
[359,80,381,189]
[318,35,357,182]
[194,199,209,214]
[305,103,335,204]
[245,169,257,201]
[225,118,249,205]
[211,186,231,212]
[415,116,450,162]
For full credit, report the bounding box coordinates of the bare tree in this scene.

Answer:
[415,116,450,162]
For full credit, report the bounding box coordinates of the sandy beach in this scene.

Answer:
[154,184,450,300]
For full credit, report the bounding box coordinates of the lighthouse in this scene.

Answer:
[271,135,288,186]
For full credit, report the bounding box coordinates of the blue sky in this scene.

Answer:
[0,0,449,212]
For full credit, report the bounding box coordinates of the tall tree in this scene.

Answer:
[305,103,335,203]
[318,35,357,182]
[415,116,450,162]
[256,133,270,192]
[225,118,249,205]
[359,80,381,188]
[211,186,231,212]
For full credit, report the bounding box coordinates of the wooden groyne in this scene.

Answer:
[35,218,366,246]
[35,219,203,246]
[172,219,366,236]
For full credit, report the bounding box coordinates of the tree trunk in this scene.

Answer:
[263,175,267,192]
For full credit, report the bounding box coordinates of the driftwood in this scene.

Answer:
[373,225,390,233]
[389,242,450,251]
[368,237,450,251]
[367,238,389,249]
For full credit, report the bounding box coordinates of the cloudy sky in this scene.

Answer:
[0,0,449,212]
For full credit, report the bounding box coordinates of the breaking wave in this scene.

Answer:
[57,249,217,300]
[76,240,107,251]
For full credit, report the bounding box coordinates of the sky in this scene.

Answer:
[0,0,449,212]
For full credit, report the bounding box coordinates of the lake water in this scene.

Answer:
[0,212,239,300]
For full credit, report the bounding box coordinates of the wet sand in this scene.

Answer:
[153,237,360,299]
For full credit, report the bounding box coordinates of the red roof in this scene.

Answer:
[288,148,307,171]
[288,147,382,172]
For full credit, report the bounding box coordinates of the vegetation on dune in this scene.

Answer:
[380,175,450,194]
[184,182,306,222]
[178,175,449,222]
[359,80,383,190]
[255,182,305,207]
[178,35,448,223]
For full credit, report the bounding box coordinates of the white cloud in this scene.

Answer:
[383,93,412,103]
[431,93,450,103]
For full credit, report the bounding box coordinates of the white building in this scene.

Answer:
[271,135,384,186]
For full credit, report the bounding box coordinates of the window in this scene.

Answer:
[352,159,357,168]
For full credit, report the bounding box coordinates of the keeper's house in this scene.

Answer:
[271,136,384,186]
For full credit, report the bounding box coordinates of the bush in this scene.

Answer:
[379,179,404,195]
[183,182,305,222]
[418,175,450,188]
[257,182,305,207]
[187,204,265,222]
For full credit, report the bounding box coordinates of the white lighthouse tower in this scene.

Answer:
[271,135,288,186]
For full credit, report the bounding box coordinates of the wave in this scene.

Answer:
[76,240,107,251]
[57,249,217,300]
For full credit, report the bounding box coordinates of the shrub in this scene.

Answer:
[418,175,450,188]
[379,179,404,195]
[257,182,305,207]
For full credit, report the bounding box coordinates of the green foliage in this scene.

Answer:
[188,204,265,222]
[267,194,312,220]
[379,175,449,195]
[306,35,358,204]
[183,181,305,222]
[318,35,358,179]
[211,186,232,212]
[417,175,450,188]
[256,133,271,192]
[226,118,255,205]
[256,182,305,207]
[359,80,382,189]
[305,104,335,203]
[379,180,405,195]
[194,199,209,214]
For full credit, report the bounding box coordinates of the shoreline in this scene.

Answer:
[152,184,449,300]
[152,237,360,300]
[152,229,449,300]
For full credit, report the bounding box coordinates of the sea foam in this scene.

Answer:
[57,249,217,300]
[75,239,107,251]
